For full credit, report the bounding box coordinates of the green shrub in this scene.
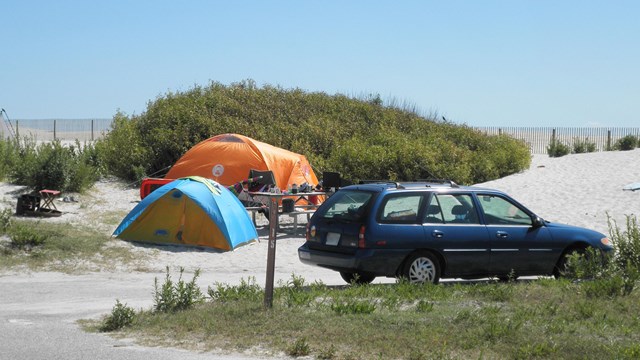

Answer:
[614,135,639,151]
[100,300,136,332]
[94,112,148,182]
[8,223,50,250]
[572,137,597,153]
[278,274,317,307]
[0,208,12,234]
[153,267,204,313]
[563,247,607,280]
[0,137,20,181]
[208,276,262,302]
[547,139,570,157]
[286,337,311,357]
[563,216,640,297]
[99,81,531,185]
[608,215,640,294]
[7,138,100,192]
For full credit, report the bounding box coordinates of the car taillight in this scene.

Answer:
[358,225,366,248]
[306,223,311,241]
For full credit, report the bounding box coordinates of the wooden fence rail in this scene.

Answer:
[474,127,640,154]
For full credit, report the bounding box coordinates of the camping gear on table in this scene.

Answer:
[164,133,320,192]
[114,176,257,251]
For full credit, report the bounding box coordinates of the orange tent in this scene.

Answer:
[165,134,320,191]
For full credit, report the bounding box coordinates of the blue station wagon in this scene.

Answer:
[298,181,613,284]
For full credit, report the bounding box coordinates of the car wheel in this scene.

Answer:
[553,246,587,278]
[403,252,440,284]
[340,271,376,285]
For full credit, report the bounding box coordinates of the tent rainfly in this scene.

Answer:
[113,176,257,251]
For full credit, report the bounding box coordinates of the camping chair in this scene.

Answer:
[239,169,276,223]
[248,169,276,192]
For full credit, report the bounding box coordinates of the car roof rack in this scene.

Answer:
[415,179,459,188]
[358,180,405,189]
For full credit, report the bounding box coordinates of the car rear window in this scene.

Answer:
[318,190,374,221]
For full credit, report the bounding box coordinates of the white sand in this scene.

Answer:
[1,150,639,359]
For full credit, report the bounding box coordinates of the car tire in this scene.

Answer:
[553,246,587,278]
[402,252,440,284]
[340,271,376,285]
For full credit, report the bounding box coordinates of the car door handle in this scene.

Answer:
[496,231,509,238]
[432,230,444,238]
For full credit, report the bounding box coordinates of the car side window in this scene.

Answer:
[478,194,532,226]
[380,194,423,223]
[425,194,479,224]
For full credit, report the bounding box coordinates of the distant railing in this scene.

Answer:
[2,121,639,154]
[0,118,112,142]
[475,127,640,154]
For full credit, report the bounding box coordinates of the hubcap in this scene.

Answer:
[409,257,435,283]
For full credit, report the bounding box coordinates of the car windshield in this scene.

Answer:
[319,190,373,221]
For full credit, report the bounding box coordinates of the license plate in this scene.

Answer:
[326,232,341,246]
[299,251,311,260]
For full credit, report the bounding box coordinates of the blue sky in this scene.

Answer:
[2,1,638,127]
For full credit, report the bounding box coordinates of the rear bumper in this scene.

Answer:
[297,243,407,276]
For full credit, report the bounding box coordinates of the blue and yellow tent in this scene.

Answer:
[113,177,257,251]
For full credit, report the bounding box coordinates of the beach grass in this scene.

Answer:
[0,220,144,272]
[86,275,640,360]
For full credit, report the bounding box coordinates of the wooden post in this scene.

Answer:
[91,119,94,141]
[264,194,281,309]
[607,130,612,151]
[53,119,57,140]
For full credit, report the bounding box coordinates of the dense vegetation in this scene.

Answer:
[0,137,102,192]
[97,80,531,185]
[0,81,530,189]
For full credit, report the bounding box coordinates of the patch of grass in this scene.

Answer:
[7,222,51,250]
[93,276,640,360]
[0,219,145,272]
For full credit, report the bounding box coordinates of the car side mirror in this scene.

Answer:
[532,216,545,228]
